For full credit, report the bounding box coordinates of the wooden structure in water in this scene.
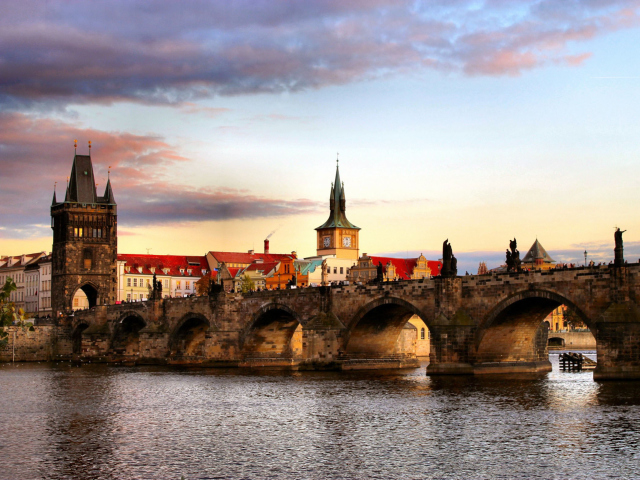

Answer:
[559,352,597,371]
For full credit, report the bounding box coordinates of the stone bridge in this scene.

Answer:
[69,264,640,380]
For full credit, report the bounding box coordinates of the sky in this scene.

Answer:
[1,0,639,274]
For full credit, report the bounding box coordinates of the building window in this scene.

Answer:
[83,249,92,270]
[333,267,337,274]
[327,267,331,274]
[421,328,426,340]
[340,267,343,274]
[133,278,138,287]
[186,281,190,290]
[176,281,181,289]
[127,278,131,287]
[126,293,131,301]
[164,279,169,288]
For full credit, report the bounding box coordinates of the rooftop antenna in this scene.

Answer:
[336,152,339,166]
[74,139,77,154]
[108,165,112,179]
[88,140,91,154]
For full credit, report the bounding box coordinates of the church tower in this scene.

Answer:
[315,160,360,260]
[51,142,117,318]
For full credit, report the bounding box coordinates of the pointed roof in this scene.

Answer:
[67,154,97,203]
[316,162,360,230]
[101,178,116,205]
[52,188,57,206]
[522,239,555,263]
[60,151,116,206]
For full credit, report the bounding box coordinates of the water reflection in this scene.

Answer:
[0,359,639,480]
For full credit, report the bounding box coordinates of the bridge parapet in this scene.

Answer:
[60,265,640,379]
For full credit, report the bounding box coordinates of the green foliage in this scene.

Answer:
[240,274,255,294]
[563,307,586,330]
[0,277,33,348]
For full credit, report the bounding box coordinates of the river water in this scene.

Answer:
[1,352,639,480]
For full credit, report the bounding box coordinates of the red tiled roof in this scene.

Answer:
[227,267,241,278]
[243,262,280,276]
[368,256,442,279]
[0,252,47,269]
[208,251,294,265]
[118,254,208,277]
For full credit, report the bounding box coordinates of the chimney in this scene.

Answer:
[264,239,270,254]
[248,249,254,255]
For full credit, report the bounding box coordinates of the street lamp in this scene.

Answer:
[584,250,588,267]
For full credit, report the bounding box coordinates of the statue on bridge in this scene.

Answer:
[614,227,627,267]
[506,238,522,272]
[148,272,163,300]
[441,239,457,277]
[376,261,384,283]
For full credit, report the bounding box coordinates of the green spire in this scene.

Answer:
[316,158,359,231]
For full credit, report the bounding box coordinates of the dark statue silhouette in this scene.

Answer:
[506,237,521,272]
[441,239,457,277]
[614,227,626,267]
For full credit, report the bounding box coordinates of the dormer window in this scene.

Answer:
[180,268,185,275]
[187,269,192,276]
[150,267,156,274]
[137,267,143,273]
[125,266,131,273]
[163,268,169,275]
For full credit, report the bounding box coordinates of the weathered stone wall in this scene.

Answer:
[548,331,596,350]
[0,326,68,362]
[51,202,118,317]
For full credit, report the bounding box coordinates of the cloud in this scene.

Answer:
[0,112,321,238]
[1,1,639,108]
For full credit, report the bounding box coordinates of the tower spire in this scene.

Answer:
[316,156,359,231]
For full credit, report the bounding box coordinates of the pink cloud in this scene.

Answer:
[1,1,639,107]
[0,112,321,238]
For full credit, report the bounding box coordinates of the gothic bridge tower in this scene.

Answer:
[51,143,117,318]
[315,159,360,260]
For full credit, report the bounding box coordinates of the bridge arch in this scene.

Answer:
[71,322,90,355]
[242,303,303,360]
[345,296,428,358]
[111,311,147,356]
[169,312,215,358]
[475,288,591,366]
[70,281,100,310]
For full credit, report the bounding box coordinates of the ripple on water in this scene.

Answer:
[0,358,639,480]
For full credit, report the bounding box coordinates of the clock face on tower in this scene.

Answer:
[323,236,331,248]
[343,236,351,247]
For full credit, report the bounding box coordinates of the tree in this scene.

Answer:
[563,306,586,330]
[240,275,255,294]
[195,274,213,296]
[0,278,32,348]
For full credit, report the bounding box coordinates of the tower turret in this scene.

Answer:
[315,158,360,260]
[51,142,118,320]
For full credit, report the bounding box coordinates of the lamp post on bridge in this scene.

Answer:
[584,250,588,267]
